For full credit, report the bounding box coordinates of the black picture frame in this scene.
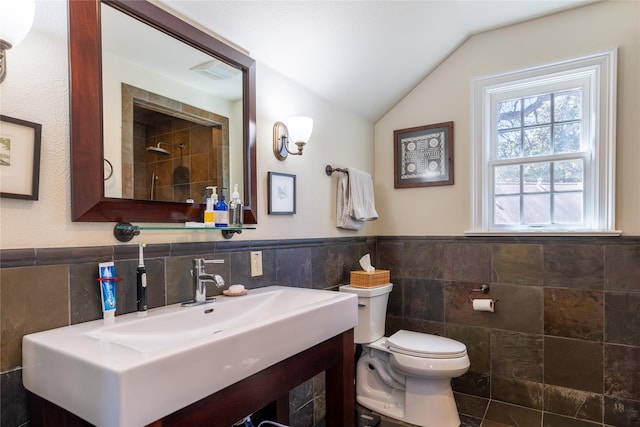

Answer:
[268,172,296,215]
[394,121,454,189]
[0,115,42,200]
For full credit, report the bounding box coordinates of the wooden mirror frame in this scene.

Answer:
[69,0,257,224]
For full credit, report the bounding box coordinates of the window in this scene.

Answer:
[469,50,618,235]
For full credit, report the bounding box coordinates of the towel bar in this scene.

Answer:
[325,165,348,176]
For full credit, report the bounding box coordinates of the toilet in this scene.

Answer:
[340,283,469,427]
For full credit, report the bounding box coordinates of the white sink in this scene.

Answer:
[23,286,357,427]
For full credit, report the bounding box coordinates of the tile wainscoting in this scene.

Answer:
[1,237,375,427]
[1,235,639,426]
[378,236,640,427]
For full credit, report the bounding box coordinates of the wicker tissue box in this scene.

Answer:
[350,270,390,288]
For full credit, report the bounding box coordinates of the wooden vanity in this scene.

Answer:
[28,329,355,427]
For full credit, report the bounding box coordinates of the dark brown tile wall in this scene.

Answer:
[0,237,374,427]
[2,235,639,427]
[543,288,604,341]
[544,337,603,393]
[1,266,70,372]
[544,385,603,424]
[378,236,640,427]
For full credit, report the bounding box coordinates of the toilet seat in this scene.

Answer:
[385,330,467,359]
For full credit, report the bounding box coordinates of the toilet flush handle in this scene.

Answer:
[358,303,366,308]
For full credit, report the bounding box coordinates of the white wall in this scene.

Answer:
[375,0,640,236]
[6,2,631,249]
[0,1,375,250]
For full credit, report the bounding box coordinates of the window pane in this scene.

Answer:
[478,51,614,233]
[554,122,581,153]
[523,194,550,224]
[524,95,551,126]
[495,165,520,195]
[497,99,521,130]
[554,160,583,191]
[524,162,550,193]
[554,89,582,122]
[497,130,522,159]
[495,195,520,225]
[554,193,583,223]
[524,126,551,156]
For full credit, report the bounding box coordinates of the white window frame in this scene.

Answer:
[468,49,619,236]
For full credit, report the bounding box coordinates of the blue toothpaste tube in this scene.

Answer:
[99,262,117,319]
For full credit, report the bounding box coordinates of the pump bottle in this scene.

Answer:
[204,186,216,227]
[214,187,229,227]
[229,184,244,227]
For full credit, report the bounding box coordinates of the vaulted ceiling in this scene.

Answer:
[158,0,596,121]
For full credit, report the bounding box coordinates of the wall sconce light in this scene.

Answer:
[273,116,313,160]
[0,0,36,83]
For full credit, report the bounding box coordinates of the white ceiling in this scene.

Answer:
[157,0,595,122]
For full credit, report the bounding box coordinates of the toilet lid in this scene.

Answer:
[385,330,467,359]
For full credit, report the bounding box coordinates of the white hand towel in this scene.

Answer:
[347,167,378,221]
[336,167,378,230]
[337,172,364,230]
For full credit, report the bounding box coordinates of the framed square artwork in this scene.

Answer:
[394,121,454,189]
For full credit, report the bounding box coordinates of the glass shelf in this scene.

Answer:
[113,222,256,242]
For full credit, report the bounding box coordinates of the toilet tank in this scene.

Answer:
[339,283,393,344]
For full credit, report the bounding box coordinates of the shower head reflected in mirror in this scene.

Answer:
[146,142,185,156]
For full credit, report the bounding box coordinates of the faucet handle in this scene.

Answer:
[193,258,225,276]
[193,258,224,270]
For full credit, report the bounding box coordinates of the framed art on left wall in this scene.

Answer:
[0,115,42,200]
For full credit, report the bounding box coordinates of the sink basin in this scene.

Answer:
[23,286,357,427]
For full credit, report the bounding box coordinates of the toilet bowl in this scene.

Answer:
[340,284,470,427]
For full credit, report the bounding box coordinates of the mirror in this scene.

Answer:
[101,4,243,203]
[69,0,257,224]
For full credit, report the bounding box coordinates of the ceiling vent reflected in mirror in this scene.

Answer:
[191,58,242,81]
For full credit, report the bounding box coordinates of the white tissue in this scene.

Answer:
[359,254,375,272]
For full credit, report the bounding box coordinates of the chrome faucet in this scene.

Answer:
[182,258,225,306]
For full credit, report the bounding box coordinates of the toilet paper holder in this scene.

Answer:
[468,284,499,303]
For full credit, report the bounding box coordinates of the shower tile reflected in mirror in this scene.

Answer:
[122,84,230,203]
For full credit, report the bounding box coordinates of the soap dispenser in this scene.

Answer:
[204,186,216,227]
[229,184,243,227]
[214,187,228,227]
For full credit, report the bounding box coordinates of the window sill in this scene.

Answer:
[464,230,622,237]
